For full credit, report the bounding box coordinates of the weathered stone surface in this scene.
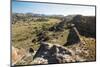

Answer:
[72,15,96,38]
[12,46,26,65]
[32,42,85,64]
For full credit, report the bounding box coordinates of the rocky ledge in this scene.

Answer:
[32,42,86,64]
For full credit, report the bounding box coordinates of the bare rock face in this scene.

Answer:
[32,42,85,64]
[72,15,96,38]
[12,46,26,65]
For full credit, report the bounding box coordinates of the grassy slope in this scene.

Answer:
[12,18,61,50]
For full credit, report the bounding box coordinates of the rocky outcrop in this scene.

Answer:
[12,46,26,65]
[49,15,96,38]
[32,42,85,64]
[72,15,96,38]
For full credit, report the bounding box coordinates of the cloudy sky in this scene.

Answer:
[12,0,95,16]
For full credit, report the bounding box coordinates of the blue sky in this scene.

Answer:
[12,0,95,16]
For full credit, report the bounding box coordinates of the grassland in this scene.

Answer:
[12,18,62,50]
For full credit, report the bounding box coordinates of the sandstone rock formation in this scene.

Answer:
[12,46,26,65]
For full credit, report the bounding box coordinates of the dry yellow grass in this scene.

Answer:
[12,18,61,50]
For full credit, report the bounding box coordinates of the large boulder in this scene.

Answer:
[72,15,96,38]
[32,42,85,64]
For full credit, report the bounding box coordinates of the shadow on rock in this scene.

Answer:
[64,28,80,46]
